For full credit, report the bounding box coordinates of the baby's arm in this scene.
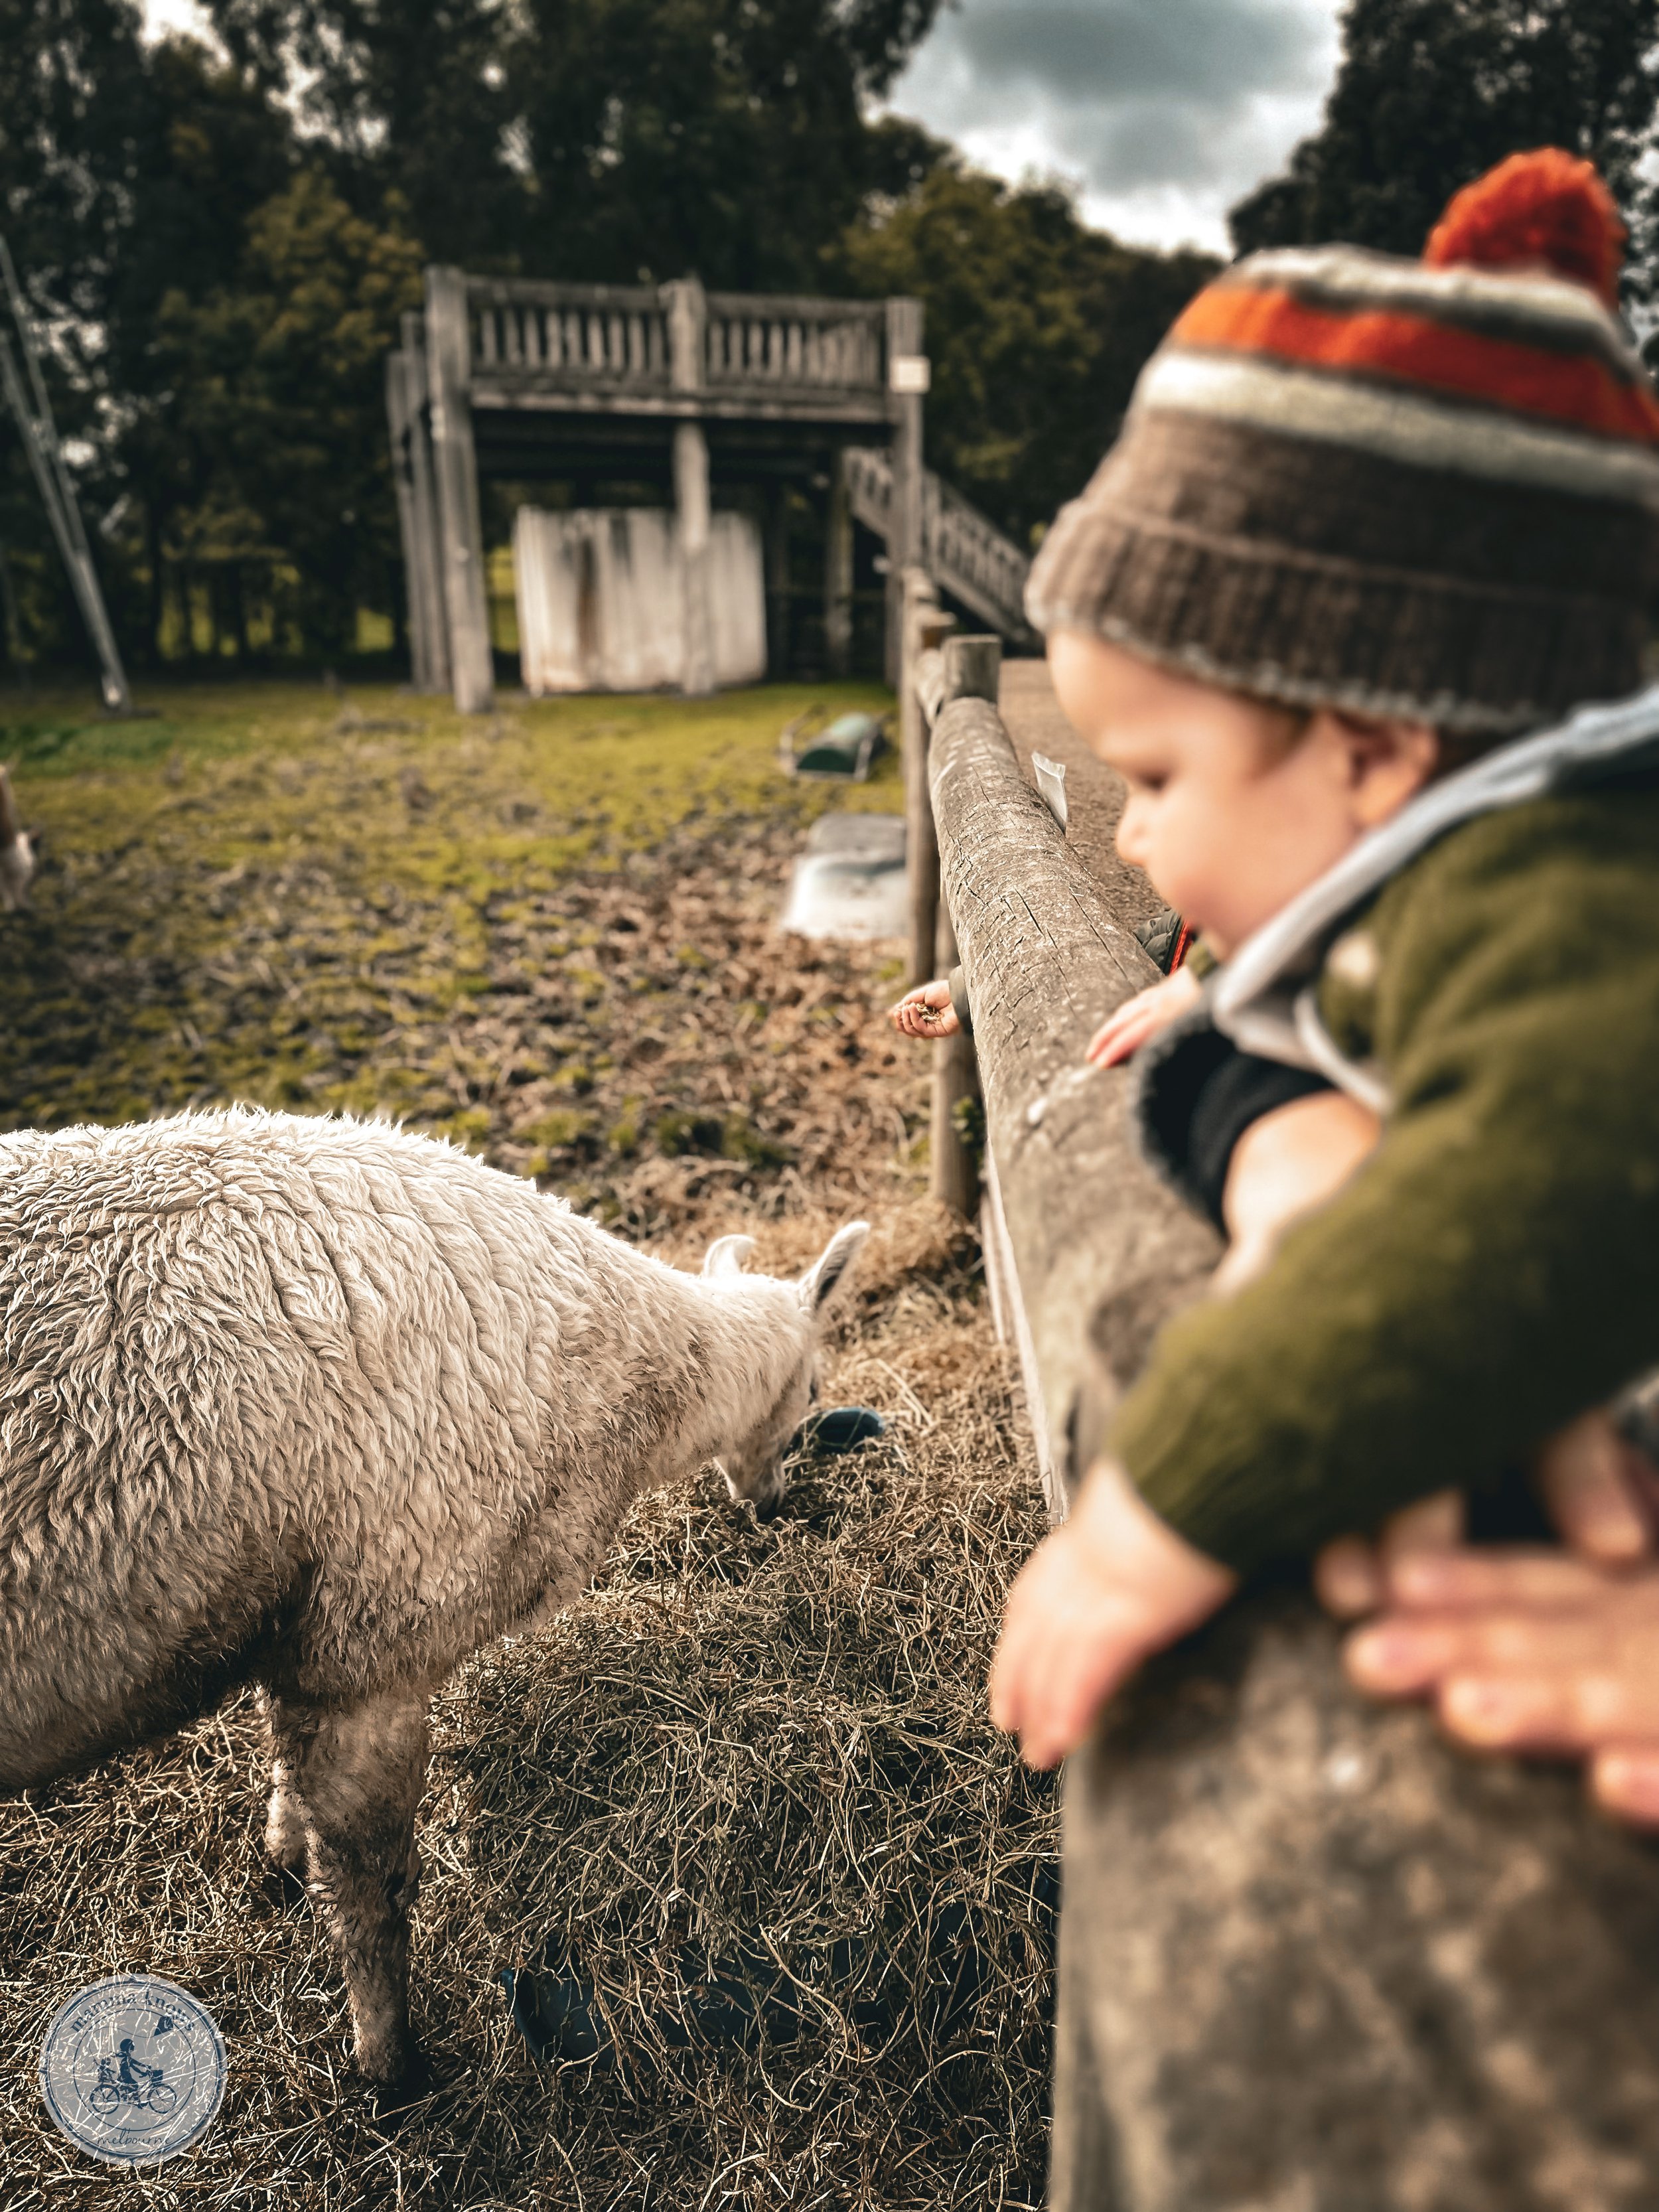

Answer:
[992,1087,1379,1769]
[1212,1089,1382,1295]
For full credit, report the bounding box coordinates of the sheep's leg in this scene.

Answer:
[266,1688,431,2091]
[257,1687,309,1881]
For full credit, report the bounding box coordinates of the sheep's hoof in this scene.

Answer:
[366,2045,436,2122]
[259,1858,311,1913]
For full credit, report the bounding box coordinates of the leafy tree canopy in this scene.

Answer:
[1231,0,1659,267]
[837,161,1216,542]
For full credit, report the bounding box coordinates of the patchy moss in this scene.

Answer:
[0,674,912,1238]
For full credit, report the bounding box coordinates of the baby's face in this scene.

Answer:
[1050,631,1437,958]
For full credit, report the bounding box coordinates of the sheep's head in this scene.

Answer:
[706,1221,869,1517]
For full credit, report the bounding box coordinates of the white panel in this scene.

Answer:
[707,511,768,687]
[514,504,765,694]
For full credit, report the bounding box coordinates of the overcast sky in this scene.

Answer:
[888,0,1342,251]
[141,0,1344,255]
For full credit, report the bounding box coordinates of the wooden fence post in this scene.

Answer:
[928,634,999,1219]
[665,277,714,698]
[884,297,925,690]
[399,311,449,696]
[902,567,951,989]
[824,454,853,678]
[425,266,494,713]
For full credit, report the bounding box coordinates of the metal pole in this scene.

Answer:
[0,239,133,712]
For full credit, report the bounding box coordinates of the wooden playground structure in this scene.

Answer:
[385,268,1033,708]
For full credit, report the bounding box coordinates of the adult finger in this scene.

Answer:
[1380,1489,1464,1567]
[1437,1662,1659,1751]
[1344,1606,1608,1696]
[1314,1535,1382,1619]
[1591,1748,1659,1827]
[1384,1546,1613,1612]
[1536,1410,1649,1563]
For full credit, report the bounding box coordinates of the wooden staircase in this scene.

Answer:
[843,445,1035,646]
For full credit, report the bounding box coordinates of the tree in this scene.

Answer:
[152,169,421,655]
[837,162,1217,544]
[0,0,157,671]
[1231,0,1659,265]
[203,0,948,287]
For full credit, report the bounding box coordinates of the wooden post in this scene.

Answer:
[824,453,853,678]
[764,482,790,679]
[425,265,493,713]
[664,277,714,697]
[902,567,950,988]
[401,311,449,696]
[884,296,925,690]
[928,683,1218,1515]
[927,634,999,1220]
[384,347,425,687]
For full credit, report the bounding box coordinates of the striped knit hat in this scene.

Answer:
[1025,150,1659,734]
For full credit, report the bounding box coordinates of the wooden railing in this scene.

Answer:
[469,281,672,387]
[847,447,1035,643]
[463,275,889,410]
[703,292,885,394]
[902,607,1218,1520]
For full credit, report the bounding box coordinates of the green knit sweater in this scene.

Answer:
[1112,784,1659,1576]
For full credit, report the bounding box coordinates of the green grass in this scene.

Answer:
[0,677,899,883]
[0,677,906,1214]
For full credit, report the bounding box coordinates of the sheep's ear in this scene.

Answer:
[702,1233,757,1280]
[800,1221,869,1315]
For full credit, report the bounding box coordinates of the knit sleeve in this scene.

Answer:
[1109,798,1659,1574]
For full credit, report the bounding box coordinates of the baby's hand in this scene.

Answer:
[1084,966,1202,1069]
[989,1457,1236,1768]
[889,980,959,1040]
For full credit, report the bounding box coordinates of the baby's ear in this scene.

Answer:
[799,1222,869,1315]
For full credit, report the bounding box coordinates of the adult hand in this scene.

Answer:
[1313,1411,1659,1830]
[889,980,958,1039]
[1315,1409,1654,1622]
[1340,1550,1659,1828]
[989,1457,1236,1769]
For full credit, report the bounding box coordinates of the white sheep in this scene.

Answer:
[0,1106,867,2093]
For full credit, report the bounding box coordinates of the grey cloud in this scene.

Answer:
[950,0,1323,103]
[894,0,1338,215]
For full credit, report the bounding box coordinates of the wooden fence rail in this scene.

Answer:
[900,629,1659,2211]
[904,625,1218,1516]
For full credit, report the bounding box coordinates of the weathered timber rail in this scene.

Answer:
[907,627,1217,1514]
[902,637,1659,2206]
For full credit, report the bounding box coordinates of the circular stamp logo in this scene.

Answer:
[39,1975,226,2166]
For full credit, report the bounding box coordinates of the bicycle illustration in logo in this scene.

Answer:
[87,2039,178,2117]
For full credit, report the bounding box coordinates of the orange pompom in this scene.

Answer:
[1423,148,1624,306]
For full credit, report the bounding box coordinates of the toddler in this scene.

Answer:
[979,149,1659,1769]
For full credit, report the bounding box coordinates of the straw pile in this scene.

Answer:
[0,758,1060,2204]
[0,1211,1055,2208]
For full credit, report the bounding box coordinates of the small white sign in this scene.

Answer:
[889,354,932,396]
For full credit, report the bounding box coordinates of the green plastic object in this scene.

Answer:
[780,710,889,782]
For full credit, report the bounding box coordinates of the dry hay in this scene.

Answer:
[0,773,1058,2207]
[0,1222,1054,2208]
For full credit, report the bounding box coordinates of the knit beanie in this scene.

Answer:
[1025,149,1659,734]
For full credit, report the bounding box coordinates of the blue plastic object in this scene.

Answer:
[794,1405,887,1454]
